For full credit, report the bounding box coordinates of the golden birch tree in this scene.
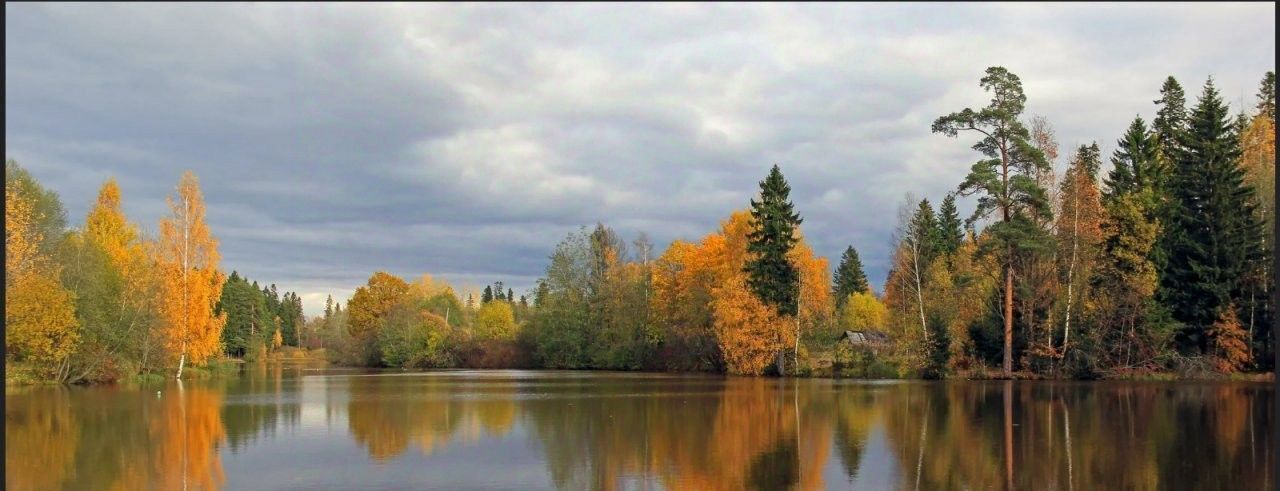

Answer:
[156,171,225,378]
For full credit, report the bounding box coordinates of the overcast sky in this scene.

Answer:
[6,3,1275,316]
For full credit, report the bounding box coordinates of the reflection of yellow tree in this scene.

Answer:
[524,376,836,491]
[150,385,227,491]
[5,388,80,491]
[347,376,521,461]
[471,398,517,438]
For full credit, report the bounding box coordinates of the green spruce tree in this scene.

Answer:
[1257,71,1275,123]
[1161,78,1264,356]
[745,164,803,318]
[832,246,870,307]
[1153,76,1188,155]
[1105,116,1162,203]
[909,198,942,270]
[745,165,804,375]
[936,194,964,257]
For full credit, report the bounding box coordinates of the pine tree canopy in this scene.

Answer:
[745,164,803,317]
[832,245,870,306]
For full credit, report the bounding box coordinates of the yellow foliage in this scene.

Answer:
[5,185,79,375]
[347,271,410,339]
[475,300,517,341]
[1240,115,1275,236]
[713,275,790,375]
[649,209,827,374]
[4,389,79,491]
[149,387,227,490]
[790,237,832,337]
[156,171,225,371]
[839,291,887,332]
[5,273,80,371]
[86,178,142,269]
[5,186,42,284]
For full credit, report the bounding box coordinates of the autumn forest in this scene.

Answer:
[5,67,1276,384]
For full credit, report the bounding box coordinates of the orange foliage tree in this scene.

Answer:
[713,275,790,375]
[1207,305,1249,373]
[347,271,411,339]
[156,171,225,378]
[650,210,828,375]
[5,184,80,378]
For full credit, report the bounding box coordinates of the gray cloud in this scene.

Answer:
[6,3,1274,315]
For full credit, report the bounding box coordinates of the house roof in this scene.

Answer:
[841,330,890,345]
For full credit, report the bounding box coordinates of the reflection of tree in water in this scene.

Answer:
[832,386,880,485]
[221,362,301,452]
[880,382,1274,491]
[521,377,837,491]
[5,387,79,491]
[150,384,227,490]
[6,383,228,491]
[345,375,519,461]
[747,437,798,490]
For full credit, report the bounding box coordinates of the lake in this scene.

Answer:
[5,364,1274,490]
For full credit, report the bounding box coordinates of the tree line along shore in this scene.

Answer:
[5,67,1274,383]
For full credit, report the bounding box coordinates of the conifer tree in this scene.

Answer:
[744,165,803,373]
[936,194,964,256]
[1257,71,1275,122]
[482,285,493,304]
[1161,78,1263,355]
[909,198,942,269]
[933,66,1053,375]
[1105,117,1162,203]
[832,246,870,307]
[1153,76,1188,154]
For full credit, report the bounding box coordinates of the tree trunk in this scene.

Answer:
[1063,397,1074,491]
[176,350,186,379]
[794,316,800,375]
[1063,172,1081,360]
[999,137,1014,377]
[1004,261,1014,376]
[1004,381,1014,490]
[912,241,929,341]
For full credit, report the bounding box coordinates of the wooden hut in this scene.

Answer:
[839,330,890,351]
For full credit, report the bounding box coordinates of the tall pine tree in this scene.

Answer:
[832,246,870,307]
[1161,78,1264,356]
[934,66,1053,376]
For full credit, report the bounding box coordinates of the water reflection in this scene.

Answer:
[5,369,1273,490]
[6,383,227,491]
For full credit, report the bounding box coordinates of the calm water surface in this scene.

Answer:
[5,364,1274,490]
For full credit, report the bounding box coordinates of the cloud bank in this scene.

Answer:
[6,3,1274,315]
